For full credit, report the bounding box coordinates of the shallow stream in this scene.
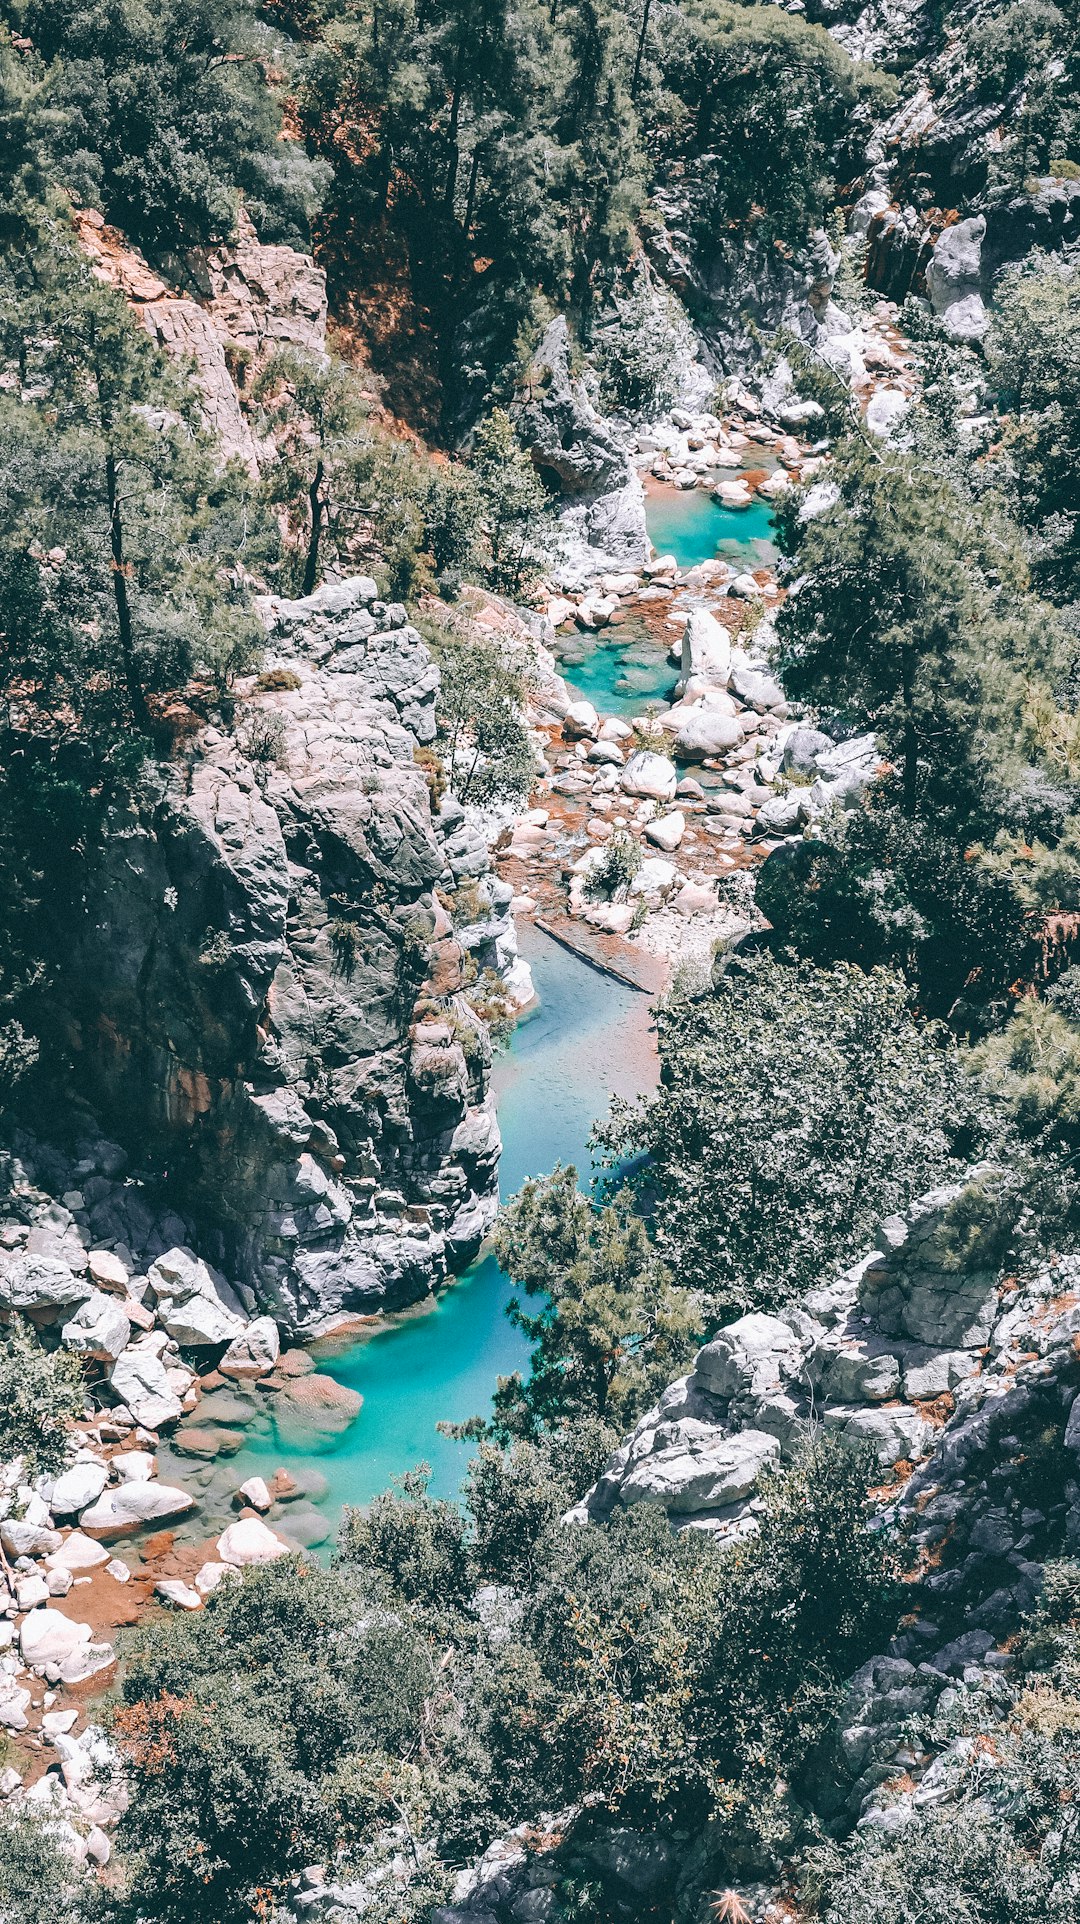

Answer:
[222,923,659,1529]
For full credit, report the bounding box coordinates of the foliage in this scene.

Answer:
[656,2,895,251]
[0,1317,85,1476]
[989,256,1080,604]
[596,948,993,1321]
[971,994,1080,1146]
[469,410,551,595]
[594,269,692,417]
[0,223,267,734]
[490,1163,702,1436]
[585,829,642,901]
[423,606,535,806]
[109,1556,442,1924]
[812,1556,1080,1924]
[15,0,328,257]
[0,1803,84,1924]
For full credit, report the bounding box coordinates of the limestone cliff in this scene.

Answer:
[53,582,515,1334]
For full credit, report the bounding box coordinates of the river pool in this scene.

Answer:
[645,487,777,572]
[224,922,659,1524]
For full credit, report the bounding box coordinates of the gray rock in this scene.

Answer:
[61,1289,131,1362]
[619,1426,780,1515]
[0,1254,94,1313]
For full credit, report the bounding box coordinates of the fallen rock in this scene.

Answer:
[219,1316,280,1379]
[155,1579,203,1610]
[216,1517,290,1566]
[620,751,678,803]
[79,1482,194,1538]
[620,1427,781,1516]
[46,1532,110,1573]
[45,1460,110,1517]
[146,1247,246,1348]
[645,811,686,853]
[61,1290,131,1362]
[0,1255,94,1314]
[239,1476,271,1513]
[108,1347,183,1431]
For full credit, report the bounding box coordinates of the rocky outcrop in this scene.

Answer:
[572,1166,1079,1546]
[515,317,648,577]
[50,580,518,1333]
[74,204,327,471]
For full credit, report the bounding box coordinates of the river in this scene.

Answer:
[225,921,660,1525]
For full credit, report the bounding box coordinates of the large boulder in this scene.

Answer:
[146,1248,246,1348]
[926,217,988,341]
[619,1426,781,1516]
[0,1255,94,1314]
[61,1290,131,1362]
[216,1517,290,1566]
[219,1316,280,1379]
[680,608,731,689]
[674,708,744,760]
[108,1346,183,1430]
[79,1482,195,1537]
[695,1313,804,1401]
[621,751,678,802]
[45,1460,110,1518]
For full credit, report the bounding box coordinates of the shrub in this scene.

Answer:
[0,1320,85,1477]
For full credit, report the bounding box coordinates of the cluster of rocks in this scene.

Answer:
[508,603,878,964]
[571,1167,1080,1825]
[0,1142,371,1861]
[48,577,535,1335]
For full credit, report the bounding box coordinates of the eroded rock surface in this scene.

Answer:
[51,582,515,1332]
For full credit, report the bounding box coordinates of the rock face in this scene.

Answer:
[52,582,506,1333]
[571,1167,1038,1535]
[73,203,328,472]
[516,317,648,572]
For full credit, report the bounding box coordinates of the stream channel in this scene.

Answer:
[175,485,772,1542]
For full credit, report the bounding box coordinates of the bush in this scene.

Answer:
[0,1320,85,1477]
[597,947,995,1321]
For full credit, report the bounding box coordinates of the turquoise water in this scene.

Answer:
[554,619,676,716]
[645,487,777,571]
[229,923,658,1520]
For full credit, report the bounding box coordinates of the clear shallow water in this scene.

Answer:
[229,923,658,1521]
[645,487,777,571]
[554,618,676,716]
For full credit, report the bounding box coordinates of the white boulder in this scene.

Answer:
[45,1460,109,1517]
[146,1247,246,1349]
[680,608,731,688]
[217,1517,290,1566]
[79,1482,194,1537]
[645,811,686,852]
[61,1290,131,1362]
[219,1316,280,1380]
[108,1345,183,1430]
[621,751,678,802]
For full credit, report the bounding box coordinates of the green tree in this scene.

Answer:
[990,256,1080,604]
[597,949,993,1320]
[423,606,535,804]
[491,1164,701,1436]
[109,1557,440,1924]
[0,1319,85,1477]
[0,1804,84,1924]
[470,409,550,593]
[20,0,328,256]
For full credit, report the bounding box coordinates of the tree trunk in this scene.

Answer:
[303,457,325,597]
[105,448,149,729]
[443,30,468,213]
[901,646,919,815]
[631,0,652,100]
